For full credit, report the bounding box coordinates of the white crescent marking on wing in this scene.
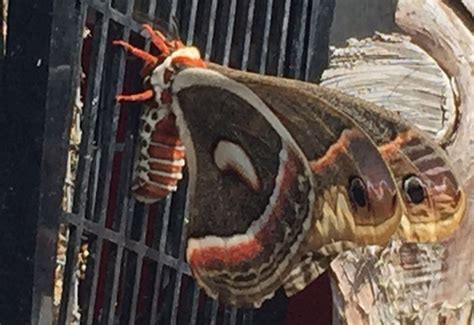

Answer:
[213,140,261,192]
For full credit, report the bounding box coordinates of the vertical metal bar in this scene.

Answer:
[86,157,101,218]
[158,198,172,257]
[170,0,179,19]
[277,0,291,76]
[294,0,309,79]
[230,307,237,325]
[246,309,254,324]
[148,263,164,325]
[209,300,219,325]
[57,227,78,325]
[204,0,218,60]
[259,0,273,73]
[189,284,200,325]
[241,0,255,70]
[170,177,197,323]
[169,271,182,325]
[148,0,158,20]
[185,0,199,44]
[149,197,173,325]
[126,206,149,324]
[86,237,106,325]
[304,0,320,81]
[222,0,237,66]
[104,239,124,324]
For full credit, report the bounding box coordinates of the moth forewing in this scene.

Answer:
[169,68,316,307]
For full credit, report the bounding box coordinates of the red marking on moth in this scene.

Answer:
[151,132,183,146]
[160,89,172,104]
[191,241,264,270]
[310,129,360,173]
[148,173,180,187]
[163,69,174,84]
[116,89,154,103]
[133,181,172,199]
[148,162,183,173]
[188,149,299,269]
[379,130,416,159]
[172,56,207,68]
[155,113,180,133]
[148,114,184,156]
[147,145,185,160]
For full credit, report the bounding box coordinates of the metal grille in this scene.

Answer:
[1,0,334,324]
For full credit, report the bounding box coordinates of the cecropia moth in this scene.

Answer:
[113,24,465,307]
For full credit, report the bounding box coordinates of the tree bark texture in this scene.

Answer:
[321,0,473,324]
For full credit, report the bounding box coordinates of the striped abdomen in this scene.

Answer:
[132,107,185,203]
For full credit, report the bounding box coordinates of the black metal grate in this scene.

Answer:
[1,0,334,324]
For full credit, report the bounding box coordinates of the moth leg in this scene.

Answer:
[169,39,185,50]
[116,89,154,103]
[113,40,158,66]
[141,24,171,55]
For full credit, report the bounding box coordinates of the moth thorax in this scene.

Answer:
[149,46,204,106]
[171,46,202,60]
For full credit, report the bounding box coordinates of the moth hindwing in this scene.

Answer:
[306,87,466,243]
[170,68,316,307]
